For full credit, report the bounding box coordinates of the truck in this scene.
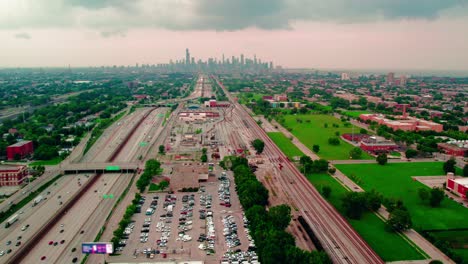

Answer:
[32,195,43,207]
[5,214,18,228]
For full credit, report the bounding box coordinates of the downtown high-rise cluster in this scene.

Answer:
[155,48,276,73]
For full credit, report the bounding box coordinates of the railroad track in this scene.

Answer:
[213,76,383,264]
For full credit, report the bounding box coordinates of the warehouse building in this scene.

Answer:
[6,140,34,160]
[437,142,468,157]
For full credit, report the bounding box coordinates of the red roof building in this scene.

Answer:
[0,165,27,186]
[6,141,34,160]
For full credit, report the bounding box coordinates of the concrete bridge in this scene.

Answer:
[62,162,139,174]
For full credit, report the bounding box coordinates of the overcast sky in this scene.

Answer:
[1,0,468,71]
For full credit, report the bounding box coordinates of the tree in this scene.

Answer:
[158,145,165,154]
[349,147,363,159]
[311,159,329,173]
[252,139,265,154]
[364,190,382,211]
[386,208,412,232]
[464,164,468,177]
[443,158,456,174]
[429,187,445,207]
[405,149,418,159]
[359,128,368,134]
[201,154,208,162]
[418,188,430,202]
[376,153,388,165]
[322,186,332,198]
[342,192,366,219]
[268,204,292,230]
[312,144,320,153]
[328,137,340,145]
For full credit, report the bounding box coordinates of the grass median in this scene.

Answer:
[267,132,304,160]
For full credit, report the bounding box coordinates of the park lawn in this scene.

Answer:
[267,132,304,159]
[429,230,468,260]
[307,173,425,261]
[30,157,62,166]
[342,110,371,118]
[238,93,266,104]
[282,114,373,160]
[335,162,468,230]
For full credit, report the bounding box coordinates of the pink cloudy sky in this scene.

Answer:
[1,0,468,71]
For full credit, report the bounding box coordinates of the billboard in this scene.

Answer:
[82,242,113,254]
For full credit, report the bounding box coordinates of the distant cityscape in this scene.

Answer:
[116,48,277,73]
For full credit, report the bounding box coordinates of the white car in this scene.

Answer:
[0,251,4,256]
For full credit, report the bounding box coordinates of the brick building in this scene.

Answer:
[360,136,398,153]
[6,141,34,160]
[446,173,468,199]
[359,114,443,132]
[0,165,28,186]
[437,142,468,157]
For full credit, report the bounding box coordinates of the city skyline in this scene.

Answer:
[1,1,468,71]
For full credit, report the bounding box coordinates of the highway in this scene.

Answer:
[20,107,167,263]
[213,76,384,264]
[2,105,167,264]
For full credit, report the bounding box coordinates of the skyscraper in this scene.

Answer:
[240,54,244,65]
[185,48,190,65]
[400,75,407,87]
[341,73,350,81]
[386,72,395,85]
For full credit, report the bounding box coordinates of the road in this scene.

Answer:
[213,75,383,264]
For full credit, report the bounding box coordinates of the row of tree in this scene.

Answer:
[228,156,331,264]
[136,159,162,193]
[110,192,141,249]
[299,156,329,174]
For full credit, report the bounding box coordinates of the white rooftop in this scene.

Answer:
[454,178,468,187]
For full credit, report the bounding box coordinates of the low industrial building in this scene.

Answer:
[6,140,34,160]
[178,111,220,122]
[437,142,468,157]
[359,136,398,153]
[204,99,230,108]
[0,165,28,186]
[342,133,369,142]
[446,173,468,199]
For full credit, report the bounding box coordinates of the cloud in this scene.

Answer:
[14,32,31,39]
[0,0,467,31]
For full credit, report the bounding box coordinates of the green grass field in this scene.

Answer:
[267,132,304,159]
[30,157,63,166]
[281,114,373,160]
[238,93,266,104]
[342,110,371,118]
[307,173,426,261]
[335,162,468,231]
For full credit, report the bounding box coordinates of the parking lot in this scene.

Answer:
[110,169,259,263]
